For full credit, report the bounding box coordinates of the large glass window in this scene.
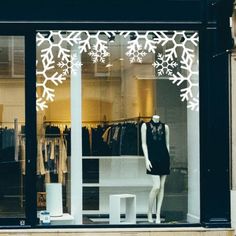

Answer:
[36,30,199,225]
[0,36,25,219]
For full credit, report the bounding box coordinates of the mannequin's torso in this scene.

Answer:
[141,115,170,223]
[141,116,170,175]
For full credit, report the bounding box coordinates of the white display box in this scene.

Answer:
[109,194,136,224]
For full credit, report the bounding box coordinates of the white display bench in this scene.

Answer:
[109,194,136,224]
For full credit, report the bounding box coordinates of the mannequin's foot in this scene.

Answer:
[147,212,153,223]
[155,215,161,224]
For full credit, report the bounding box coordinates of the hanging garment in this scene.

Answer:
[63,127,71,156]
[58,137,68,184]
[82,127,91,156]
[36,137,68,184]
[120,123,138,155]
[0,128,15,162]
[146,120,170,175]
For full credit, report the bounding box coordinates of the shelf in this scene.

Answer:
[83,182,152,187]
[82,155,144,160]
[82,210,148,215]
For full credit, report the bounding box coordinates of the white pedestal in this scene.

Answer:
[50,213,74,225]
[109,194,136,224]
[46,183,63,217]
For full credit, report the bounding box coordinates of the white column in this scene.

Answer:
[187,61,200,222]
[187,107,200,223]
[70,44,82,224]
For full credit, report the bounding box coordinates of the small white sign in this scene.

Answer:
[40,211,51,225]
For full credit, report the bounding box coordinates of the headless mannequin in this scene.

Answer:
[141,115,170,223]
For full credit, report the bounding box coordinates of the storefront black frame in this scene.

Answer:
[0,20,231,229]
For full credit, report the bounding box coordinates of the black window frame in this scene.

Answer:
[0,21,231,229]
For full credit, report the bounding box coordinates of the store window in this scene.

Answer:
[0,36,25,219]
[36,30,199,225]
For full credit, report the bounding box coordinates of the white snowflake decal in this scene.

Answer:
[36,97,48,111]
[187,97,199,111]
[79,31,115,63]
[152,53,178,76]
[36,31,115,110]
[125,42,147,63]
[165,31,199,111]
[120,31,156,63]
[57,53,83,76]
[36,52,66,111]
[146,31,199,111]
[36,30,199,111]
[88,44,110,63]
[170,65,198,104]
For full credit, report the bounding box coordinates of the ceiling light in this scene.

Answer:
[105,63,113,68]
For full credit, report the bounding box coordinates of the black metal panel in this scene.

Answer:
[200,27,231,227]
[206,0,233,24]
[0,0,232,228]
[0,0,202,22]
[25,31,37,226]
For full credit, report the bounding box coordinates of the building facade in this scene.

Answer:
[0,0,234,234]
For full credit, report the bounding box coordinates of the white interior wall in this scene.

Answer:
[0,79,25,126]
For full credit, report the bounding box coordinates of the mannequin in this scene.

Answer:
[141,115,170,223]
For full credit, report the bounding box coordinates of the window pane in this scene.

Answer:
[36,30,199,225]
[0,36,25,218]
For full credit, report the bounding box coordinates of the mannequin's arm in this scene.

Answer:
[141,123,152,171]
[165,124,170,152]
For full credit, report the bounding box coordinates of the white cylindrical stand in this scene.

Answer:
[46,183,63,217]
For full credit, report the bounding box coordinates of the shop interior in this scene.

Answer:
[0,32,200,225]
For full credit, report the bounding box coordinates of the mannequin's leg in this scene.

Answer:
[147,175,161,223]
[155,175,167,223]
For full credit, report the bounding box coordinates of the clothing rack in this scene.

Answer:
[43,116,152,156]
[0,121,25,124]
[43,120,71,124]
[43,116,152,125]
[106,116,151,124]
[43,117,151,156]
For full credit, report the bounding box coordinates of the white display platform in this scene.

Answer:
[109,194,136,224]
[50,213,74,225]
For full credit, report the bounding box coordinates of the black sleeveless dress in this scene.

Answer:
[146,120,170,175]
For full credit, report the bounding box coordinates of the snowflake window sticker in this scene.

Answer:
[152,53,178,76]
[57,53,83,76]
[151,31,199,111]
[36,30,199,111]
